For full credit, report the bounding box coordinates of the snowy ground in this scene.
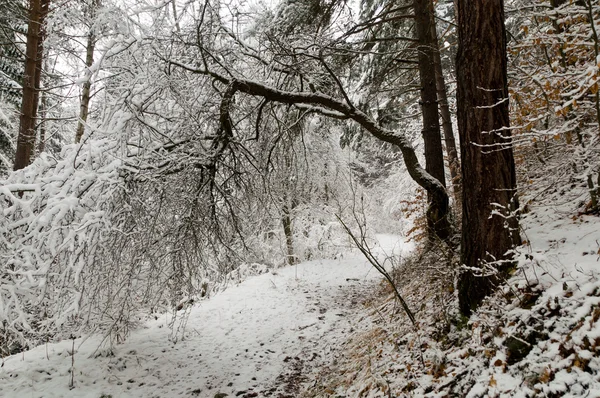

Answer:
[0,236,410,398]
[5,186,597,398]
[300,186,600,397]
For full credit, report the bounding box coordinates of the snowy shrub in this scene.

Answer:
[0,125,359,349]
[0,139,124,346]
[0,136,234,347]
[0,101,16,177]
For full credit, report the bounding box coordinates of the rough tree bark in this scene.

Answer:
[456,0,521,316]
[14,0,48,170]
[414,0,451,241]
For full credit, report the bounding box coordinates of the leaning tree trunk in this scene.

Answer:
[414,0,451,242]
[456,0,521,316]
[14,0,48,170]
[174,66,453,244]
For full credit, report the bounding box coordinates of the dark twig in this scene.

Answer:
[335,215,416,327]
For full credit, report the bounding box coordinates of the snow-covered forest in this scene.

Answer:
[0,0,599,396]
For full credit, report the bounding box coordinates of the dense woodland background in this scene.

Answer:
[0,0,599,394]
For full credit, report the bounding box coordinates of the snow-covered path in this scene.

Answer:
[0,239,409,398]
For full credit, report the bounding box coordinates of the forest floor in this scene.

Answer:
[1,190,600,398]
[0,236,411,398]
[299,185,600,397]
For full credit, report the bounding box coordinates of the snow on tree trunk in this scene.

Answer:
[456,0,520,316]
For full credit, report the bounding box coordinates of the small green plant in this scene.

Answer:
[452,313,470,331]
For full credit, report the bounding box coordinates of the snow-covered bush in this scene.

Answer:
[0,135,236,348]
[1,139,126,347]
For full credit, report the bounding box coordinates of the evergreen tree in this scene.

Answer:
[0,0,25,173]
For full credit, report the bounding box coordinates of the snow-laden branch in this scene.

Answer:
[168,60,447,199]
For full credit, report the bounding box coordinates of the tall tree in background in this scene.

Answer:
[431,16,460,208]
[13,0,49,170]
[75,0,100,144]
[0,0,25,172]
[414,0,450,241]
[0,0,24,107]
[355,0,457,241]
[456,0,520,315]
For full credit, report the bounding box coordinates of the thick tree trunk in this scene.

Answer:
[456,0,521,316]
[75,31,96,143]
[14,0,48,170]
[431,19,461,208]
[414,0,451,242]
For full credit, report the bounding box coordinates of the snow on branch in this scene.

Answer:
[169,60,447,197]
[0,140,124,345]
